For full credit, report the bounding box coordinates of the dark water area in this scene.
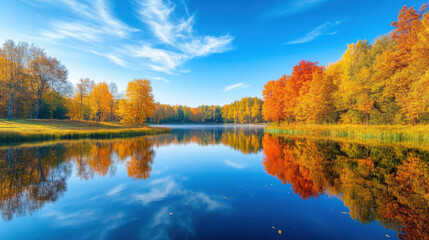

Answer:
[0,125,428,240]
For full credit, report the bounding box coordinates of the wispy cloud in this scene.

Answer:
[224,83,250,92]
[38,0,137,41]
[106,55,127,67]
[224,160,245,169]
[25,0,234,76]
[132,0,234,73]
[265,0,331,17]
[286,21,341,45]
[107,184,125,196]
[149,76,170,83]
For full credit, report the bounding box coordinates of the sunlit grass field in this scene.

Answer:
[266,124,429,146]
[0,119,170,143]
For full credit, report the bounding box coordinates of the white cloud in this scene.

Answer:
[224,160,245,169]
[38,0,137,41]
[286,21,341,45]
[131,0,233,73]
[107,184,125,196]
[224,83,250,92]
[149,76,170,83]
[106,55,127,67]
[25,0,234,77]
[267,0,331,17]
[133,177,179,205]
[41,209,98,226]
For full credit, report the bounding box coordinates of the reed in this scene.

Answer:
[266,124,429,145]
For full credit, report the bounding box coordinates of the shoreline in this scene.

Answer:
[0,119,171,144]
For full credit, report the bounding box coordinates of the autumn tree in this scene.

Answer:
[30,48,68,119]
[262,75,287,123]
[0,40,31,120]
[89,82,113,123]
[284,60,324,122]
[76,78,95,120]
[118,79,155,125]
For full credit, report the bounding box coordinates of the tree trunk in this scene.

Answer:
[35,96,42,119]
[37,147,46,182]
[80,94,83,120]
[7,89,15,120]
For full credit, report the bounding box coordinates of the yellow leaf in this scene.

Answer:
[278,230,282,235]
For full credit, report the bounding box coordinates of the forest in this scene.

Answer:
[0,41,263,124]
[2,3,429,127]
[263,3,429,125]
[150,97,263,124]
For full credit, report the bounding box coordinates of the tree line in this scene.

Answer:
[0,40,158,125]
[0,40,263,125]
[263,3,429,125]
[65,78,155,125]
[150,97,264,124]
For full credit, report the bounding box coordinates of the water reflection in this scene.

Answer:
[0,126,262,223]
[262,134,429,240]
[0,145,71,221]
[0,126,428,240]
[148,125,264,154]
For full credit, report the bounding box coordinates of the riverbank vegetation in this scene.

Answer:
[266,124,429,146]
[263,3,429,126]
[0,119,170,143]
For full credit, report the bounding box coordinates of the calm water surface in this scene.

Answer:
[0,125,428,240]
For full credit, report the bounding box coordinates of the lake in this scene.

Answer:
[0,125,428,240]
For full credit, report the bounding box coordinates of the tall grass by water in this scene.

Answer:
[266,124,429,145]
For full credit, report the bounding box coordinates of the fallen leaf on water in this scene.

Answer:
[278,230,282,235]
[223,197,228,199]
[272,226,275,229]
[340,212,349,214]
[385,234,390,238]
[169,212,173,215]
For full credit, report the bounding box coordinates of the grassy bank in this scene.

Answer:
[0,119,171,143]
[266,124,429,145]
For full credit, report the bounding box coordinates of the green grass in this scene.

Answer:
[0,119,171,143]
[266,123,429,146]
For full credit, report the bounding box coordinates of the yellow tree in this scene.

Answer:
[118,79,155,125]
[76,78,95,120]
[295,67,336,123]
[1,40,31,120]
[89,82,112,123]
[65,96,80,120]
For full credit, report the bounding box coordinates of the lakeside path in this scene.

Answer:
[0,119,171,144]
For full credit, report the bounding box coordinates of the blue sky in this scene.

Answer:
[0,0,426,106]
